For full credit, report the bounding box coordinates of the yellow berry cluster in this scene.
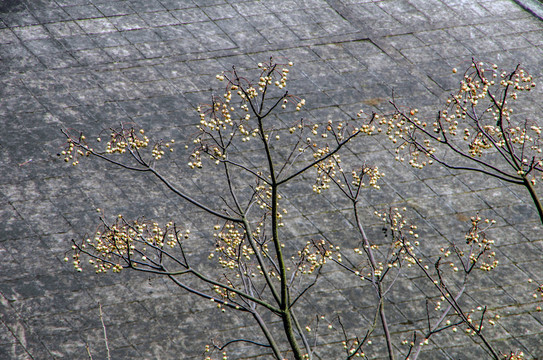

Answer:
[61,127,174,167]
[252,185,286,226]
[203,344,228,360]
[59,135,92,166]
[151,139,174,160]
[312,146,340,194]
[380,110,436,169]
[191,59,304,171]
[342,339,366,358]
[309,117,384,194]
[105,128,150,155]
[372,207,420,273]
[211,222,254,270]
[296,240,336,274]
[532,281,543,312]
[504,351,526,360]
[211,282,241,312]
[68,217,187,274]
[382,61,542,183]
[351,166,384,189]
[465,215,498,271]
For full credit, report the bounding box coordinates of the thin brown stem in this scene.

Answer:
[257,112,304,359]
[353,203,395,360]
[252,310,284,360]
[98,303,111,360]
[523,176,543,225]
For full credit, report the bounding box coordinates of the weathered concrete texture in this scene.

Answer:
[1,0,543,359]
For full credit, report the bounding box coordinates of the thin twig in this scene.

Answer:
[98,303,111,360]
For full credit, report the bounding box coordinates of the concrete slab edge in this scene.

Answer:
[513,0,543,20]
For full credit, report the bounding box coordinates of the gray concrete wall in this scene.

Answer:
[1,0,543,359]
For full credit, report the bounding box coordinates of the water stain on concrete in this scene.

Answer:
[0,0,25,13]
